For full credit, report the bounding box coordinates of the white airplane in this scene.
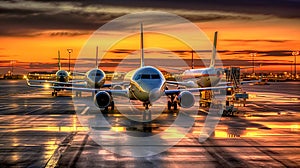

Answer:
[27,50,71,96]
[48,24,231,112]
[27,47,122,111]
[167,31,223,88]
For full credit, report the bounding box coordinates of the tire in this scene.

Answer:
[173,101,178,110]
[110,101,115,111]
[168,101,172,110]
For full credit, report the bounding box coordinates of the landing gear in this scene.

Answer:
[142,103,152,121]
[167,94,178,110]
[75,91,82,97]
[52,91,58,96]
[142,103,152,132]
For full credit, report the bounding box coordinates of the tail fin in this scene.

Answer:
[140,23,144,68]
[96,46,99,68]
[58,50,61,70]
[210,31,218,68]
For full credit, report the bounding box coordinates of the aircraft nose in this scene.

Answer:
[59,75,66,81]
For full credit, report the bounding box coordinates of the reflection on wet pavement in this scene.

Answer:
[0,80,299,167]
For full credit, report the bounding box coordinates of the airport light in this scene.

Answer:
[292,51,299,79]
[250,53,256,75]
[67,49,73,72]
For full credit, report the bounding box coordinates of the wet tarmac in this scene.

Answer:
[0,80,299,167]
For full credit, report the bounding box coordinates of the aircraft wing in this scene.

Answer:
[165,85,232,95]
[102,81,130,88]
[27,79,128,96]
[27,79,73,86]
[71,71,86,76]
[55,86,128,97]
[166,81,197,88]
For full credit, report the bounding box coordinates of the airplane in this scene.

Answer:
[45,23,231,114]
[27,50,71,96]
[27,47,123,111]
[166,31,223,88]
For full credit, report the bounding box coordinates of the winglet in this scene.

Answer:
[140,23,144,67]
[210,31,218,68]
[58,50,61,70]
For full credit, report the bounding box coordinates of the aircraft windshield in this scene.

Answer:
[134,74,161,80]
[91,73,102,77]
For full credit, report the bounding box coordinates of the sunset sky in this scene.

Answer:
[0,0,299,74]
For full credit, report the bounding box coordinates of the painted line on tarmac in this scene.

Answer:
[80,106,90,115]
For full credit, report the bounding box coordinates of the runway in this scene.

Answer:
[0,80,299,167]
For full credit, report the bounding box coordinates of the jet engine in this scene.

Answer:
[177,91,195,108]
[94,91,111,109]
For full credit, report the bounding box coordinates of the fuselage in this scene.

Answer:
[125,66,166,103]
[84,68,106,88]
[182,67,222,87]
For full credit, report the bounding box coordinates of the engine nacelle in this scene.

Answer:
[112,84,123,90]
[177,91,195,108]
[186,81,197,88]
[94,91,111,109]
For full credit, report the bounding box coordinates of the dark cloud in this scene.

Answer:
[49,31,89,37]
[0,0,299,37]
[27,0,300,18]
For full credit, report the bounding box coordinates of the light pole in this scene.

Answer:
[10,60,16,75]
[289,61,293,77]
[292,51,299,79]
[67,49,73,72]
[250,53,256,75]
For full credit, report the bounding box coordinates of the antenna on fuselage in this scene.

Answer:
[96,46,99,68]
[58,50,61,70]
[210,31,218,68]
[140,23,144,68]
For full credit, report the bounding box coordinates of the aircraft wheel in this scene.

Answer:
[173,101,178,110]
[167,101,172,110]
[110,101,115,111]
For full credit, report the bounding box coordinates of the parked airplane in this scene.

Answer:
[27,50,71,96]
[167,31,223,88]
[27,47,122,110]
[47,24,231,113]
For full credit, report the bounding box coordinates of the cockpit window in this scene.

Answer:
[141,74,150,79]
[134,74,141,80]
[91,73,102,77]
[135,74,161,80]
[151,74,160,79]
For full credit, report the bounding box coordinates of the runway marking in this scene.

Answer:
[80,106,90,115]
